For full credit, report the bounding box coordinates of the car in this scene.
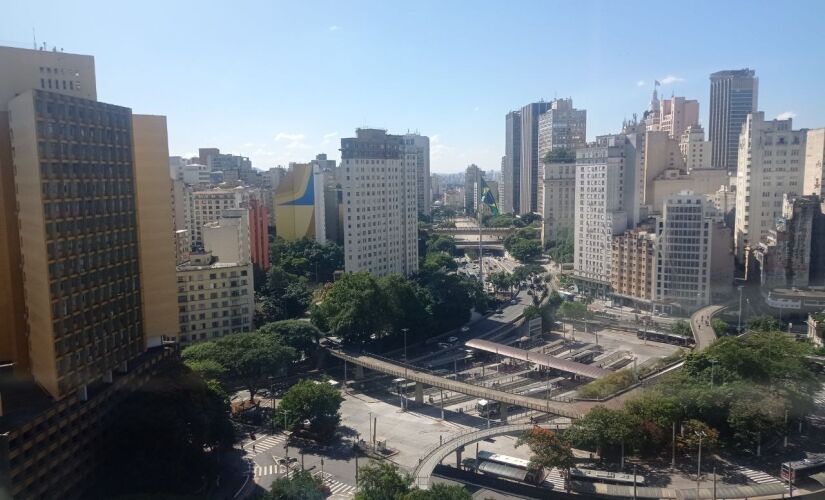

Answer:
[510,299,518,305]
[438,342,451,349]
[495,308,504,314]
[460,326,469,332]
[448,336,460,343]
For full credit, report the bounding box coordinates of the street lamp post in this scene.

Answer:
[402,328,409,361]
[737,285,744,333]
[696,430,706,496]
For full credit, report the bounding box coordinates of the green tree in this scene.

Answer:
[727,385,787,446]
[543,148,576,164]
[423,251,458,273]
[519,212,542,226]
[512,264,544,283]
[747,315,781,332]
[262,265,313,321]
[566,406,635,458]
[266,470,326,500]
[671,320,692,337]
[379,274,434,340]
[546,229,574,264]
[515,428,574,478]
[711,317,729,337]
[258,320,323,359]
[401,484,472,500]
[558,301,589,322]
[354,462,412,500]
[182,332,296,402]
[508,238,542,262]
[523,305,541,320]
[270,237,343,283]
[678,419,720,453]
[275,379,343,440]
[488,271,514,292]
[311,272,388,346]
[425,235,458,256]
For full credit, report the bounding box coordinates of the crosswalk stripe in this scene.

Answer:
[737,466,780,484]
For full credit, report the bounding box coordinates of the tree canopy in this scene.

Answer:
[264,470,326,500]
[270,237,343,283]
[354,462,470,500]
[516,428,574,473]
[258,320,323,359]
[504,228,542,262]
[182,332,295,401]
[275,379,343,440]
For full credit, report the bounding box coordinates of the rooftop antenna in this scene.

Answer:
[32,28,36,50]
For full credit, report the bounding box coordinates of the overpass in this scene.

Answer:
[433,227,514,237]
[412,422,571,489]
[326,347,581,419]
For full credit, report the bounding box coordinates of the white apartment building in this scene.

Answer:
[654,192,712,308]
[176,252,254,345]
[679,124,712,170]
[188,187,251,248]
[203,208,251,265]
[539,160,576,246]
[404,133,431,216]
[734,112,807,259]
[574,135,641,287]
[340,129,419,276]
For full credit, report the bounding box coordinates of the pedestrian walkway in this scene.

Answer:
[314,471,357,498]
[254,464,281,477]
[736,465,781,484]
[244,433,288,456]
[543,468,566,490]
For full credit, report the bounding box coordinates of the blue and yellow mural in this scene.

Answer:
[274,164,316,240]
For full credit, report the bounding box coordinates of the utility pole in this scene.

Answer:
[633,464,637,500]
[402,328,409,361]
[713,467,717,500]
[696,430,706,497]
[671,421,676,469]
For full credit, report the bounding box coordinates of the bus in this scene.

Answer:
[475,450,544,484]
[476,399,500,417]
[569,467,646,486]
[781,455,825,484]
[637,329,694,346]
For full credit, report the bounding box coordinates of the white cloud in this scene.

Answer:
[636,80,646,87]
[274,132,310,150]
[321,131,339,145]
[659,75,684,85]
[776,111,797,120]
[329,25,341,31]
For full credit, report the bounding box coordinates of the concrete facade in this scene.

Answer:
[404,133,430,216]
[539,160,576,247]
[536,98,586,162]
[650,168,730,214]
[611,227,656,302]
[502,110,521,214]
[519,102,551,214]
[734,112,807,259]
[340,129,419,276]
[804,128,825,197]
[679,124,712,170]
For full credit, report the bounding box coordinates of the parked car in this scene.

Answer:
[460,326,470,332]
[438,342,451,349]
[448,336,460,343]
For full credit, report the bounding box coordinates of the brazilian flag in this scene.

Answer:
[479,176,499,216]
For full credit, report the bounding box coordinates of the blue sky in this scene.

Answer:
[3,0,825,173]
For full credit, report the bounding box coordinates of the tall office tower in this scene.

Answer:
[537,98,587,161]
[679,124,712,170]
[734,112,807,259]
[0,45,179,498]
[574,135,642,289]
[274,162,329,242]
[709,69,758,170]
[519,101,551,214]
[804,128,825,197]
[431,173,441,197]
[611,226,657,304]
[658,96,699,139]
[655,192,713,308]
[502,110,521,213]
[132,115,181,347]
[403,133,430,216]
[188,187,249,248]
[464,164,481,214]
[539,155,576,247]
[340,129,418,276]
[198,147,220,166]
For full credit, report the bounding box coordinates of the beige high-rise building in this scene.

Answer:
[539,159,576,246]
[734,112,807,259]
[203,208,251,265]
[611,227,656,303]
[658,96,699,139]
[642,131,685,207]
[803,128,825,197]
[132,115,181,347]
[188,187,250,247]
[679,125,712,170]
[0,45,177,499]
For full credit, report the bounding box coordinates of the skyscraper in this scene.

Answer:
[537,98,587,161]
[734,112,807,259]
[519,101,551,214]
[403,133,430,216]
[502,110,521,213]
[464,164,481,214]
[709,69,758,171]
[340,129,418,276]
[0,45,178,498]
[574,135,642,289]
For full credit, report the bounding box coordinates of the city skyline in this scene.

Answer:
[3,0,825,173]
